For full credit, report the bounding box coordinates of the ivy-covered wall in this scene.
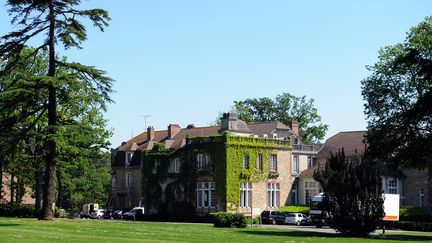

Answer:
[141,133,290,213]
[224,135,290,211]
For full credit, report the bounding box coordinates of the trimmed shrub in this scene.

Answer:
[210,212,247,228]
[394,221,432,232]
[278,205,310,215]
[0,204,37,218]
[400,206,432,222]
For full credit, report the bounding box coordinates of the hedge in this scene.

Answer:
[210,212,247,228]
[400,206,432,222]
[394,221,432,232]
[0,204,38,218]
[278,205,310,215]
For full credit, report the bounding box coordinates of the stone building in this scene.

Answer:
[110,113,322,216]
[298,131,431,208]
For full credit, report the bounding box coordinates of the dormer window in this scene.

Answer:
[125,151,134,166]
[272,133,278,139]
[263,134,268,138]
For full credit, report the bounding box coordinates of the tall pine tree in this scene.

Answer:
[1,0,112,219]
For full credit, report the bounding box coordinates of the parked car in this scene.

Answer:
[90,209,105,219]
[103,209,114,219]
[300,215,313,226]
[261,210,286,225]
[124,207,145,221]
[113,210,124,219]
[285,213,308,225]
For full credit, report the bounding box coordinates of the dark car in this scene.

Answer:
[113,210,124,219]
[300,215,313,226]
[102,209,114,219]
[124,207,145,221]
[261,210,286,225]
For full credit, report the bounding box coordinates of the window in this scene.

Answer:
[196,182,216,208]
[307,156,316,168]
[291,184,297,205]
[125,151,133,166]
[420,188,425,207]
[272,133,278,139]
[292,155,299,175]
[388,178,398,194]
[270,154,277,172]
[152,160,160,174]
[257,153,263,171]
[125,172,131,188]
[263,134,268,138]
[240,182,252,208]
[197,154,210,171]
[168,158,180,173]
[267,183,280,208]
[242,154,249,169]
[304,181,318,205]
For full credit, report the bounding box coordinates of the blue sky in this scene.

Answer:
[1,1,431,147]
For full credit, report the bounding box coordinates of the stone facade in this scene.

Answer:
[402,168,430,207]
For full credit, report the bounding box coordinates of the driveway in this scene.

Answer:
[261,224,336,234]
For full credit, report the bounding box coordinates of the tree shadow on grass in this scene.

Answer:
[240,230,339,238]
[371,234,432,242]
[0,223,20,227]
[241,230,432,242]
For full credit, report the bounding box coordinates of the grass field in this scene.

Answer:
[0,217,431,243]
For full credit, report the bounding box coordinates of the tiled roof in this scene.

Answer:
[248,121,291,135]
[115,121,294,152]
[299,165,318,178]
[317,131,367,161]
[298,130,400,179]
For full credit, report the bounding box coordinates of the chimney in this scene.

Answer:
[291,120,299,137]
[168,124,181,139]
[147,126,155,141]
[186,124,195,129]
[220,113,238,131]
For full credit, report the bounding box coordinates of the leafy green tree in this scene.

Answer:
[1,0,112,219]
[228,92,328,143]
[1,47,112,212]
[361,16,432,173]
[314,150,384,236]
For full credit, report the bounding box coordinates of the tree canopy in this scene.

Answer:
[228,92,328,143]
[361,16,432,171]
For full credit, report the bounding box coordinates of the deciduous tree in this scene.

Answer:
[228,93,328,143]
[361,16,432,173]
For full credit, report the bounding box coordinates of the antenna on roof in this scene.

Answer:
[140,115,151,129]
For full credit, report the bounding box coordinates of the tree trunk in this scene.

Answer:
[40,1,57,220]
[0,156,3,204]
[56,169,62,209]
[15,177,24,204]
[35,172,43,210]
[10,173,14,204]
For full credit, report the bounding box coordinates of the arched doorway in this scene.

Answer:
[147,183,162,215]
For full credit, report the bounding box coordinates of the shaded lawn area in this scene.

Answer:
[0,217,431,243]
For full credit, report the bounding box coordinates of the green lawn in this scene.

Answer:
[0,217,431,243]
